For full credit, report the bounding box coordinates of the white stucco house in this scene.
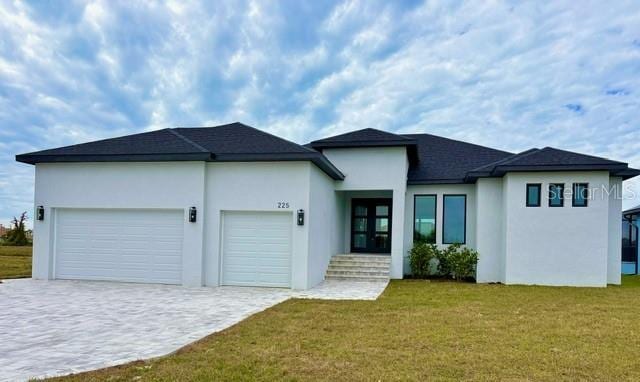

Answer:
[16,123,640,288]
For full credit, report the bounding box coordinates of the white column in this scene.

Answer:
[391,188,406,278]
[32,206,54,280]
[607,177,622,285]
[181,163,206,287]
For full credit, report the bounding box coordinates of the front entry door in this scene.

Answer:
[351,199,392,253]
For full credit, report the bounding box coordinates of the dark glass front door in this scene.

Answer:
[351,198,392,253]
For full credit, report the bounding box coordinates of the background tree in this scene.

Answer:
[3,212,29,246]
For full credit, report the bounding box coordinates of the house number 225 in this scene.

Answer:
[277,202,290,209]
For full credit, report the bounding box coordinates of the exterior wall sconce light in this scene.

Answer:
[36,206,44,221]
[189,207,197,223]
[297,209,304,226]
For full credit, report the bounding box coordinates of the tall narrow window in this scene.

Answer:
[526,183,541,207]
[414,195,436,244]
[572,183,589,207]
[443,195,466,244]
[548,183,564,207]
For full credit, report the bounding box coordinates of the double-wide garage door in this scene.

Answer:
[55,209,184,284]
[222,211,292,288]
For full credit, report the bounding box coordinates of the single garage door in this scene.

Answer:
[222,211,292,287]
[55,209,184,284]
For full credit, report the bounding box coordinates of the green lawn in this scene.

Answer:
[52,276,640,381]
[0,245,32,279]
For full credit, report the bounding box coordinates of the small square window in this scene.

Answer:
[526,184,541,207]
[548,183,564,207]
[572,183,589,207]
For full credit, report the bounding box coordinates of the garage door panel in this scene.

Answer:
[55,209,184,284]
[222,211,291,288]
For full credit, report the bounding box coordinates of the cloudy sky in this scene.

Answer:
[1,0,640,227]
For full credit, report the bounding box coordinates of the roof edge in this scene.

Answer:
[465,163,638,181]
[15,151,345,180]
[15,152,215,165]
[308,139,417,150]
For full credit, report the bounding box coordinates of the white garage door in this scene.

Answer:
[55,209,184,284]
[222,211,292,288]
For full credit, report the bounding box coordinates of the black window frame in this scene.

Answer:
[413,194,437,244]
[572,183,589,207]
[350,198,393,253]
[526,183,542,207]
[442,194,467,245]
[548,183,565,207]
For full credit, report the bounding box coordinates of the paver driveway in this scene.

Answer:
[0,278,387,381]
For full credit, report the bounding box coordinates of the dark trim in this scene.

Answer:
[624,207,640,216]
[615,168,640,180]
[526,183,542,207]
[350,198,392,254]
[572,183,589,207]
[408,178,468,185]
[309,139,416,150]
[548,183,564,207]
[466,164,640,182]
[442,194,467,245]
[497,164,628,172]
[413,194,437,244]
[15,152,214,164]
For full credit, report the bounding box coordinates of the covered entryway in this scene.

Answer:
[350,198,392,253]
[54,209,184,284]
[221,211,292,287]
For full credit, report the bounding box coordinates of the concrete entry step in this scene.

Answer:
[325,254,391,282]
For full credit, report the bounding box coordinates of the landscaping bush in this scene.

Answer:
[409,242,479,281]
[447,245,479,281]
[408,242,438,278]
[436,244,456,277]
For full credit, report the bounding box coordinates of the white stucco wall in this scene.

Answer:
[32,162,206,286]
[307,165,343,288]
[403,184,477,275]
[607,177,623,284]
[33,161,333,290]
[475,178,505,283]
[204,162,312,289]
[503,171,611,287]
[323,147,408,278]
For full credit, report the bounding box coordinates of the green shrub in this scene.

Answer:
[409,242,479,281]
[436,244,457,277]
[408,242,438,278]
[447,245,479,281]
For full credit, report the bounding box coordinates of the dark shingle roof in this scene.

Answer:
[466,147,638,180]
[309,127,639,183]
[16,122,344,180]
[16,123,640,183]
[308,128,419,162]
[19,129,208,157]
[175,124,313,156]
[309,128,416,148]
[309,128,415,147]
[402,133,514,184]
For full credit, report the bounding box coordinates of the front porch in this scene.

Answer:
[328,189,405,280]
